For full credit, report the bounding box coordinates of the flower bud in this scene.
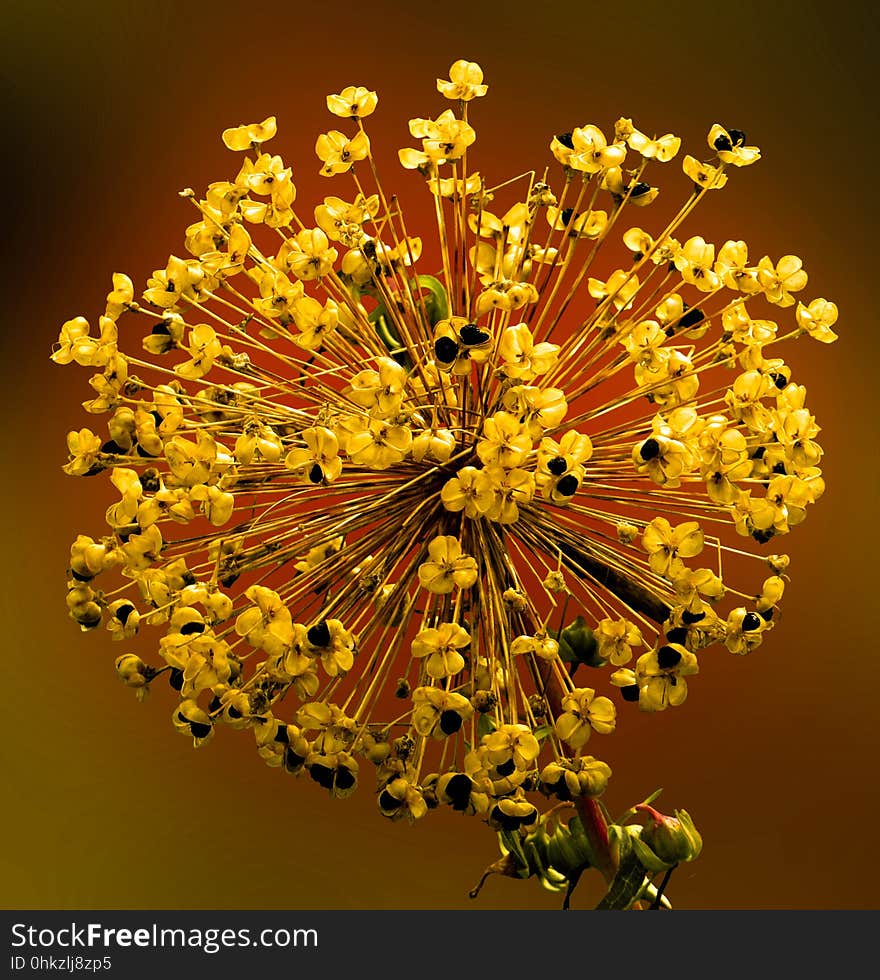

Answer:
[66,582,103,630]
[365,738,391,766]
[543,570,567,593]
[471,690,497,713]
[636,804,703,864]
[616,521,639,544]
[115,653,150,688]
[767,554,790,574]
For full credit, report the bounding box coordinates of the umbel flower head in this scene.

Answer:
[54,60,836,908]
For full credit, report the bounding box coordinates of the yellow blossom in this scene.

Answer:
[437,60,487,101]
[315,129,370,176]
[411,623,470,680]
[642,518,705,580]
[326,86,378,119]
[555,689,616,749]
[222,116,277,151]
[417,536,478,594]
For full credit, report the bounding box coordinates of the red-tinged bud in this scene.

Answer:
[636,804,703,864]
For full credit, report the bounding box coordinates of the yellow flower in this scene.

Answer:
[626,125,681,162]
[233,419,283,465]
[632,432,692,489]
[621,318,667,367]
[588,269,640,310]
[601,166,658,206]
[546,206,608,239]
[428,172,483,199]
[115,653,150,696]
[345,418,412,469]
[51,316,117,367]
[635,349,700,408]
[411,687,474,738]
[483,465,535,524]
[305,619,356,677]
[222,116,277,151]
[326,86,378,119]
[433,317,493,375]
[722,301,777,346]
[69,534,121,580]
[487,794,539,832]
[540,757,611,800]
[255,269,304,322]
[285,426,343,484]
[476,411,531,468]
[315,129,370,176]
[483,724,540,771]
[724,608,768,655]
[291,295,340,351]
[675,236,720,292]
[172,700,214,746]
[280,228,338,280]
[237,152,292,197]
[757,255,808,307]
[174,323,227,380]
[62,427,103,476]
[120,523,163,572]
[635,644,699,711]
[642,518,704,580]
[555,688,616,749]
[682,154,728,190]
[510,630,559,662]
[235,585,293,657]
[715,240,761,293]
[433,772,487,814]
[441,466,495,518]
[143,255,206,310]
[104,273,135,319]
[497,323,559,381]
[536,429,593,503]
[502,384,568,439]
[594,618,643,666]
[749,474,816,535]
[345,356,408,417]
[378,777,427,822]
[417,536,478,594]
[408,109,476,163]
[537,430,593,471]
[410,426,456,464]
[305,750,359,799]
[411,623,470,679]
[314,194,378,245]
[549,131,575,167]
[708,124,761,167]
[567,125,626,173]
[436,60,488,101]
[796,298,839,343]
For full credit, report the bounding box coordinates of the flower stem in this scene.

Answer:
[538,659,616,882]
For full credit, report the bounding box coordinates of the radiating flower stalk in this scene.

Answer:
[54,60,837,909]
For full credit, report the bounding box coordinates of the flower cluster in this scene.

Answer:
[55,59,835,907]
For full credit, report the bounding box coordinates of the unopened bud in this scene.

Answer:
[636,805,703,864]
[115,653,150,688]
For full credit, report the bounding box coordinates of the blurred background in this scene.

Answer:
[2,0,877,909]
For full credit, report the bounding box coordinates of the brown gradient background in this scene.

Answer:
[2,0,877,910]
